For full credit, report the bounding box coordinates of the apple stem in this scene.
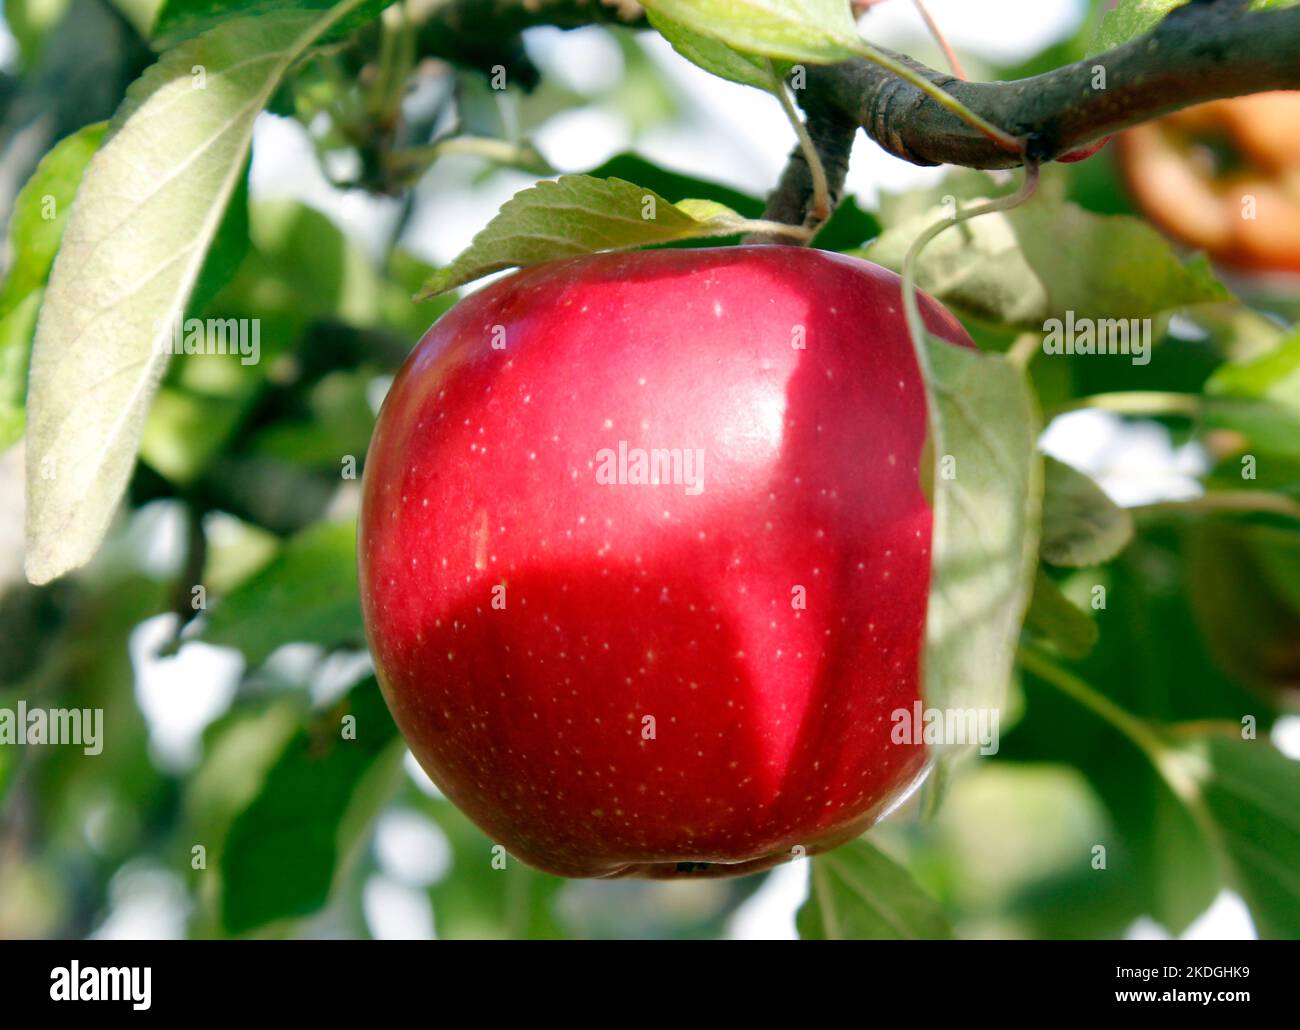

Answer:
[726,218,815,243]
[899,159,1041,386]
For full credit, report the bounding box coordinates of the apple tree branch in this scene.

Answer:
[421,0,1300,232]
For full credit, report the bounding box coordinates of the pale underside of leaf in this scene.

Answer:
[24,3,363,584]
[863,194,1228,330]
[923,338,1042,727]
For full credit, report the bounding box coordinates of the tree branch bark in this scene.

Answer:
[746,108,856,242]
[416,0,1300,230]
[806,0,1300,170]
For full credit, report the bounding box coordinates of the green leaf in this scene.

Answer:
[926,763,1126,937]
[1089,0,1187,54]
[584,153,883,250]
[201,519,363,665]
[0,294,43,454]
[151,0,388,47]
[220,681,401,935]
[246,369,376,467]
[416,175,753,298]
[923,339,1041,725]
[1088,0,1296,56]
[875,169,1008,229]
[111,0,167,36]
[421,797,567,940]
[139,375,256,485]
[0,122,107,319]
[233,199,449,344]
[188,162,251,319]
[23,1,370,586]
[673,198,741,222]
[1009,649,1223,935]
[640,0,864,64]
[1204,328,1300,459]
[4,0,74,67]
[1185,521,1300,698]
[798,839,953,939]
[138,197,432,488]
[861,180,1230,330]
[0,122,106,453]
[1024,568,1099,659]
[1018,654,1297,938]
[182,699,304,936]
[648,11,777,91]
[1172,734,1300,940]
[586,153,765,218]
[1040,456,1133,567]
[1206,326,1300,400]
[1088,527,1274,726]
[1203,398,1300,459]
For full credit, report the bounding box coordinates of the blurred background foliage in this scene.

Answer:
[0,0,1298,939]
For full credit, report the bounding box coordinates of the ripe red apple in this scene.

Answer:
[358,245,973,878]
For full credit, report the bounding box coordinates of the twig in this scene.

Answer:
[771,61,831,224]
[912,0,965,80]
[900,159,1040,384]
[1132,492,1300,522]
[1046,391,1202,421]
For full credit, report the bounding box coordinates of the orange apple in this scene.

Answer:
[1116,92,1300,273]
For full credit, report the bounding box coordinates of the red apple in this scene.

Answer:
[358,245,972,878]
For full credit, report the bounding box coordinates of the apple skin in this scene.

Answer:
[1057,135,1111,164]
[358,245,972,879]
